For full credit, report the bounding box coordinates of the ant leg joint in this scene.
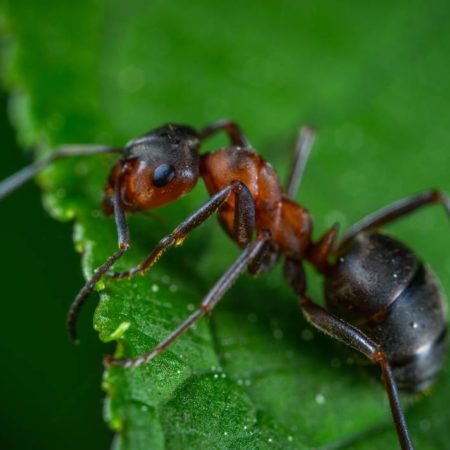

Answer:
[201,304,212,313]
[230,179,244,191]
[373,348,387,363]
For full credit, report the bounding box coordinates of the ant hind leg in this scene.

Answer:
[339,189,450,251]
[299,295,414,450]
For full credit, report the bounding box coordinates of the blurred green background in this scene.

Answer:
[0,90,112,449]
[0,1,449,449]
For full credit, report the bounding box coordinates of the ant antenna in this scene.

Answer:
[0,145,121,200]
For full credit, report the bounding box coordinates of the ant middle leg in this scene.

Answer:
[199,119,251,147]
[105,231,270,368]
[299,295,414,450]
[339,189,450,250]
[108,180,255,280]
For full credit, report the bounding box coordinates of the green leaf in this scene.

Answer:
[1,1,450,449]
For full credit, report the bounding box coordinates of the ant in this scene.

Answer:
[1,119,449,450]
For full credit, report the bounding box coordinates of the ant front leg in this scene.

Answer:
[299,295,414,450]
[66,168,130,341]
[108,180,255,280]
[106,231,270,368]
[339,189,450,251]
[0,145,122,200]
[199,119,251,147]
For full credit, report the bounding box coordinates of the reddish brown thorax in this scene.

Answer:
[201,148,312,258]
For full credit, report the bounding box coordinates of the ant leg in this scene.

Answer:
[199,119,251,147]
[109,180,255,279]
[247,241,280,276]
[285,125,316,199]
[339,189,450,250]
[66,170,130,341]
[0,145,122,200]
[105,231,270,367]
[299,295,414,450]
[307,223,340,274]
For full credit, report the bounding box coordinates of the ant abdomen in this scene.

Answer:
[325,232,448,392]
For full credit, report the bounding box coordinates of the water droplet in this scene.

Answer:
[162,275,170,283]
[221,373,226,379]
[287,436,293,442]
[224,431,228,436]
[392,273,399,279]
[151,284,159,293]
[187,303,195,311]
[213,373,219,379]
[315,393,326,405]
[244,379,252,386]
[410,322,419,329]
[169,284,178,293]
[140,405,148,412]
[268,437,273,443]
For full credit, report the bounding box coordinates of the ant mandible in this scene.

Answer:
[1,119,449,450]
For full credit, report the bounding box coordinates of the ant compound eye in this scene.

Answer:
[152,164,175,187]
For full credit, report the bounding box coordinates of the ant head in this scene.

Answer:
[104,124,201,212]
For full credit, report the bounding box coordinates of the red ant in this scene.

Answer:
[1,119,449,450]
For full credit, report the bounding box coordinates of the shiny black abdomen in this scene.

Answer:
[325,232,448,392]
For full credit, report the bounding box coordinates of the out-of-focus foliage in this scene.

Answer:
[1,1,449,449]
